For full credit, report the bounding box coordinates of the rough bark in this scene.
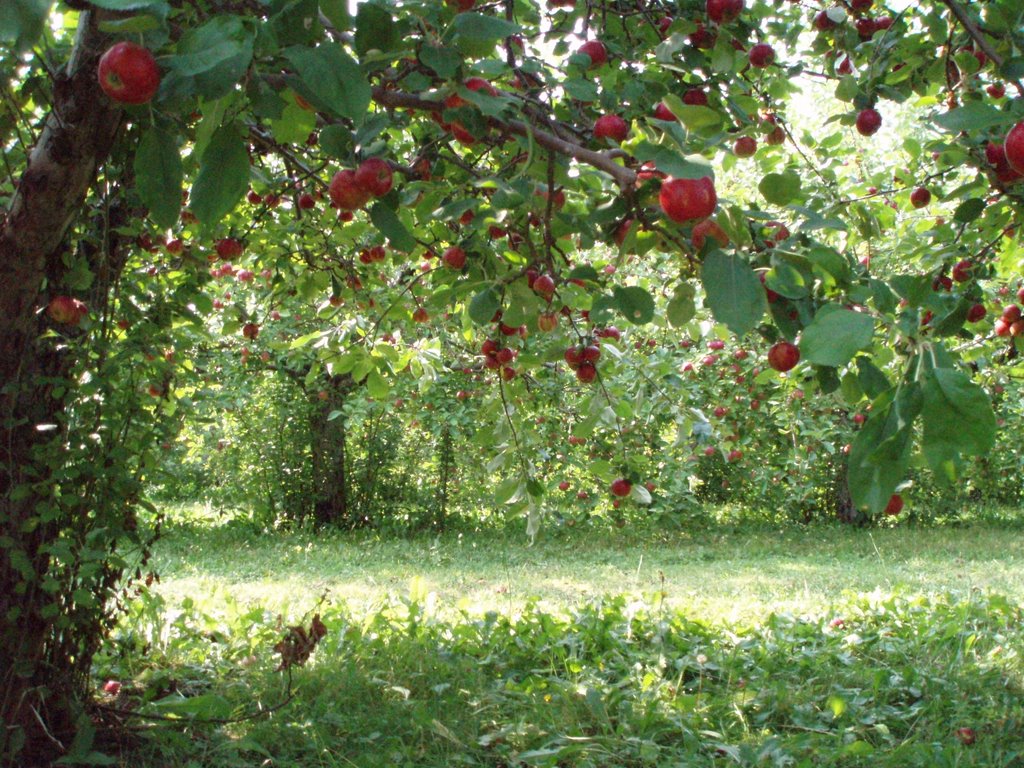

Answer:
[0,11,123,763]
[310,375,354,527]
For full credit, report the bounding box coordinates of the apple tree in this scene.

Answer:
[2,0,1023,761]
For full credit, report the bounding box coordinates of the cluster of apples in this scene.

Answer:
[328,158,393,211]
[564,342,602,383]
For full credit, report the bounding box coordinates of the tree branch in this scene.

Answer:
[370,86,638,192]
[938,0,1024,94]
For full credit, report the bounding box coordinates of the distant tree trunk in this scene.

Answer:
[0,12,124,763]
[435,425,453,531]
[310,375,353,527]
[832,457,866,525]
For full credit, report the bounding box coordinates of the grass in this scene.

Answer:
[89,512,1024,767]
[150,512,1024,625]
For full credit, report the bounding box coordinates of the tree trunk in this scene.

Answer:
[310,376,353,527]
[0,11,123,763]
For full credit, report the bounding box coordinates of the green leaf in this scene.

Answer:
[661,95,723,130]
[420,44,462,78]
[369,202,416,252]
[284,44,371,123]
[468,286,502,325]
[319,0,350,31]
[366,371,389,399]
[134,128,182,230]
[318,124,351,159]
[848,384,921,514]
[667,283,696,328]
[451,13,520,41]
[634,142,714,180]
[701,252,767,336]
[933,103,1008,132]
[921,364,996,476]
[166,16,253,78]
[800,307,874,367]
[953,198,986,223]
[856,357,889,399]
[354,2,399,56]
[0,0,51,51]
[190,125,250,228]
[613,286,655,325]
[759,171,802,206]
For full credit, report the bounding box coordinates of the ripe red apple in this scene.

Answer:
[856,108,882,136]
[1005,121,1024,173]
[884,493,903,516]
[659,176,717,223]
[910,187,931,208]
[748,43,775,68]
[442,246,467,269]
[47,296,88,326]
[813,10,838,31]
[576,362,597,383]
[610,478,632,497]
[682,89,708,106]
[951,260,973,283]
[594,114,629,143]
[1003,305,1021,323]
[102,680,121,695]
[767,340,800,372]
[412,307,429,323]
[733,136,757,157]
[538,312,559,332]
[242,322,260,340]
[558,481,570,491]
[354,157,393,197]
[653,102,676,121]
[329,170,371,210]
[578,40,607,68]
[97,42,161,105]
[966,303,986,323]
[215,237,243,260]
[987,83,1006,99]
[533,274,556,298]
[707,0,743,24]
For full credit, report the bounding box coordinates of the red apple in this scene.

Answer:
[955,727,976,746]
[102,680,122,695]
[533,274,556,298]
[910,187,931,208]
[558,481,570,491]
[856,108,882,136]
[576,362,597,383]
[538,312,559,332]
[329,170,371,210]
[47,296,88,326]
[748,43,775,68]
[733,136,757,157]
[578,40,607,68]
[951,260,973,282]
[767,341,800,372]
[610,478,632,497]
[594,114,629,143]
[884,493,903,516]
[682,89,708,106]
[97,42,161,105]
[354,157,394,197]
[242,322,260,340]
[653,102,676,121]
[215,237,243,260]
[660,176,717,223]
[707,0,743,24]
[1005,121,1024,173]
[966,303,986,322]
[442,246,467,269]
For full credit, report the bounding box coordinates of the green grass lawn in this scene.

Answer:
[94,516,1024,767]
[151,517,1024,625]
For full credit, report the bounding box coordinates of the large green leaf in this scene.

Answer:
[921,364,996,477]
[0,0,52,51]
[190,125,250,228]
[369,202,416,252]
[451,13,520,41]
[613,286,655,325]
[134,128,182,230]
[933,103,1008,132]
[800,306,874,367]
[666,284,696,328]
[284,44,370,123]
[700,252,766,336]
[354,2,399,56]
[847,384,921,514]
[468,286,501,325]
[759,171,802,206]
